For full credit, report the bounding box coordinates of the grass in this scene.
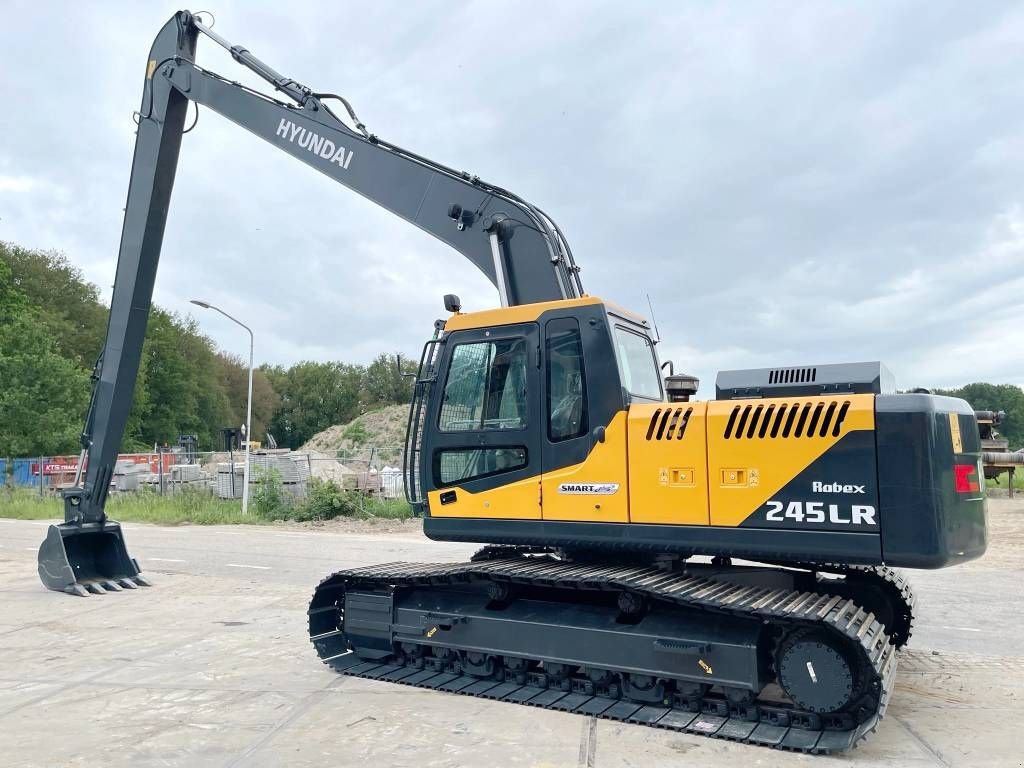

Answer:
[0,483,414,525]
[986,469,1024,491]
[346,495,415,520]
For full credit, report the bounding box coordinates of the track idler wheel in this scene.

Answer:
[776,630,859,714]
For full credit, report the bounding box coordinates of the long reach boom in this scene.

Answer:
[38,10,582,594]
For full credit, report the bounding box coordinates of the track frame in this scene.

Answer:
[309,556,902,754]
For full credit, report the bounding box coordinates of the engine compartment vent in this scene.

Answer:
[646,407,693,440]
[768,367,816,384]
[723,401,851,439]
[716,361,894,400]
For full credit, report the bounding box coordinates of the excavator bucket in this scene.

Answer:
[37,521,151,596]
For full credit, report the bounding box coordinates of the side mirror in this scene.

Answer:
[443,294,462,313]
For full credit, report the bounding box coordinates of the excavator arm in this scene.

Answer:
[38,10,582,595]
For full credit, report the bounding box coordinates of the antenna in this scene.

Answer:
[646,293,662,344]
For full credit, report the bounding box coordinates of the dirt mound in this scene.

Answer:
[299,404,410,465]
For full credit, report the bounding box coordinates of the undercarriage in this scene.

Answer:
[308,551,914,754]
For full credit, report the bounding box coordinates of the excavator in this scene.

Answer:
[37,11,988,754]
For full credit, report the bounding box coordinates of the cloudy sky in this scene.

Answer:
[2,1,1022,395]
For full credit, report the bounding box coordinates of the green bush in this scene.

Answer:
[289,478,414,521]
[294,477,357,520]
[342,421,371,445]
[251,468,292,520]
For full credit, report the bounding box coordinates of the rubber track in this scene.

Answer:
[308,557,897,754]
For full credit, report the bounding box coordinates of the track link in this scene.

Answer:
[309,557,897,754]
[809,564,916,648]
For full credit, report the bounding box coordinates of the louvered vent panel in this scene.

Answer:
[645,407,693,440]
[723,400,851,439]
[768,367,818,385]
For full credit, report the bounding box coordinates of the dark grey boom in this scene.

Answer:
[40,10,582,595]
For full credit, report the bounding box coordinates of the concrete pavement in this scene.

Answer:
[0,503,1022,767]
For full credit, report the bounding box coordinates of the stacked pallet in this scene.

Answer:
[216,463,245,499]
[249,451,310,496]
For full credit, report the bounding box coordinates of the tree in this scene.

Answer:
[362,353,415,407]
[122,345,152,451]
[0,242,107,368]
[137,310,231,450]
[0,260,89,456]
[216,352,280,446]
[263,361,364,448]
[0,239,447,455]
[935,383,1024,450]
[0,255,26,318]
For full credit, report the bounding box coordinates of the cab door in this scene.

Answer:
[540,315,630,523]
[424,323,543,519]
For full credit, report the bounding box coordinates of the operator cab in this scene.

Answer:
[405,296,661,518]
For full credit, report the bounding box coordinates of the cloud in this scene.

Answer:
[1,1,1021,398]
[0,175,41,193]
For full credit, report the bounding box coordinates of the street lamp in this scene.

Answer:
[190,299,254,516]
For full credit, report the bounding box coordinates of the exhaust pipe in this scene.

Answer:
[38,520,151,596]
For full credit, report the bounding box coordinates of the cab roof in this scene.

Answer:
[443,296,649,332]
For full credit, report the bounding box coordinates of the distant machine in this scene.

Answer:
[977,410,1022,496]
[176,434,198,464]
[221,427,242,452]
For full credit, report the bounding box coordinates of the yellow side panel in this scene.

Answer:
[427,473,541,519]
[627,403,710,525]
[542,412,630,522]
[706,394,875,527]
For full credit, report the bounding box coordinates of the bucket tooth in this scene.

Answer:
[102,580,123,592]
[133,574,153,587]
[117,577,138,589]
[64,584,90,597]
[85,582,107,595]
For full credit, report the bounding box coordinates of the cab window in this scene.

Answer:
[438,338,528,431]
[613,326,662,401]
[436,447,528,486]
[546,319,588,441]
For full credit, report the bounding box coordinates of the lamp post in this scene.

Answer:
[190,299,254,516]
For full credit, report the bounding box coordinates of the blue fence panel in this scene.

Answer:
[12,458,39,488]
[0,459,6,487]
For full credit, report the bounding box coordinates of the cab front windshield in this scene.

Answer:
[612,324,662,401]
